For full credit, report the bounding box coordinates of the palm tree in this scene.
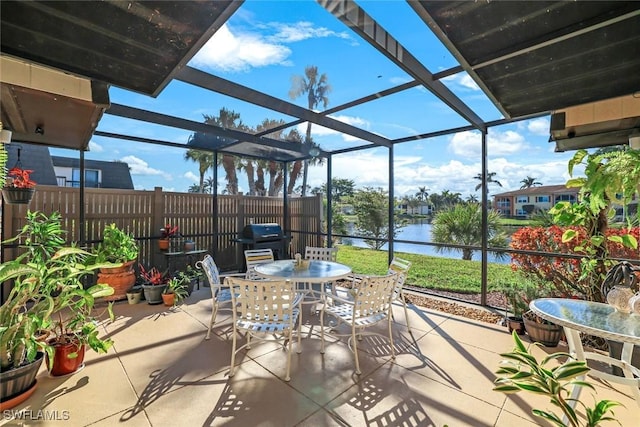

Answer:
[520,176,542,189]
[206,107,247,195]
[184,148,213,193]
[466,194,478,203]
[474,171,503,192]
[431,203,508,260]
[288,65,331,196]
[415,186,429,201]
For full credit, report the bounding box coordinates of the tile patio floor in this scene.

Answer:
[2,288,638,427]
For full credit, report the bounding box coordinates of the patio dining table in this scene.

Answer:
[529,298,640,408]
[253,259,352,284]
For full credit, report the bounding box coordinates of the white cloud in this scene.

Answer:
[88,140,103,153]
[191,24,292,72]
[449,130,527,158]
[184,171,199,183]
[526,117,550,136]
[442,73,480,91]
[458,74,480,90]
[191,21,353,73]
[264,21,351,43]
[298,114,372,142]
[121,155,172,180]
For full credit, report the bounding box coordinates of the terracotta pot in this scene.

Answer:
[98,260,136,301]
[46,337,85,377]
[158,238,170,250]
[162,292,175,306]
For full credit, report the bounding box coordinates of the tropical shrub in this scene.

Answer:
[510,225,640,301]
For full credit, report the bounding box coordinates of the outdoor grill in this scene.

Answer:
[237,223,290,261]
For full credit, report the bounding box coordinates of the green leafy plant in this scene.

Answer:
[0,211,115,371]
[163,276,189,304]
[547,148,640,302]
[95,223,139,264]
[494,331,622,427]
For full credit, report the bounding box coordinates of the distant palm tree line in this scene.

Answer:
[184,66,330,196]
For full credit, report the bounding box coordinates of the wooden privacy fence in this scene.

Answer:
[2,185,323,274]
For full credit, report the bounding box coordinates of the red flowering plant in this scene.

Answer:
[160,224,179,238]
[138,264,170,286]
[5,167,36,188]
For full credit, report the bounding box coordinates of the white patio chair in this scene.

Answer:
[304,246,338,262]
[244,248,275,280]
[226,276,303,381]
[387,257,413,333]
[197,255,244,340]
[302,246,339,303]
[320,272,398,375]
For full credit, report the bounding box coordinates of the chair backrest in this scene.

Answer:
[244,249,274,280]
[352,272,398,319]
[388,257,411,298]
[225,276,296,323]
[304,246,338,262]
[196,254,221,296]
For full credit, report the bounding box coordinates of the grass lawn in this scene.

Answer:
[335,245,520,294]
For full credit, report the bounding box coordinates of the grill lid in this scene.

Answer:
[242,223,284,241]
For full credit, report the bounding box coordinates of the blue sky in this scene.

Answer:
[53,1,579,198]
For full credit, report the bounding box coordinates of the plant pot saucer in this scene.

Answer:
[0,380,37,410]
[47,363,85,378]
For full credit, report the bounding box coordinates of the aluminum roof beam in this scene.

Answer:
[176,66,392,148]
[319,0,486,132]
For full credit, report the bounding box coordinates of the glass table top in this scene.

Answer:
[254,259,352,282]
[530,298,640,345]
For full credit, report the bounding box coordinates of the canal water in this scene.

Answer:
[343,221,510,264]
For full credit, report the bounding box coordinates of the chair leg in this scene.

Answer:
[388,313,395,360]
[205,302,218,340]
[229,326,238,377]
[285,325,293,382]
[296,310,302,354]
[352,324,361,375]
[400,292,413,334]
[320,308,326,354]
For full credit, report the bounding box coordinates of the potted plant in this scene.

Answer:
[158,224,179,251]
[95,223,139,301]
[495,331,621,427]
[497,281,528,335]
[45,281,114,377]
[2,167,36,204]
[161,276,189,307]
[0,211,114,406]
[139,264,169,304]
[176,265,203,296]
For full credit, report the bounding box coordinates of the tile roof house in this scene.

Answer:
[5,142,133,189]
[493,184,579,218]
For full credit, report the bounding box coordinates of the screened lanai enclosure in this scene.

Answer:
[1,1,639,305]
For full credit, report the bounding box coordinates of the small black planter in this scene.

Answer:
[2,187,35,204]
[506,316,526,335]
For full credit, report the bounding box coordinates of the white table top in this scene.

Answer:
[530,298,640,345]
[254,259,352,283]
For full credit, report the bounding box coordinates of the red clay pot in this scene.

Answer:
[46,337,86,376]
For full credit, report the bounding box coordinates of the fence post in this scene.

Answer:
[152,186,164,269]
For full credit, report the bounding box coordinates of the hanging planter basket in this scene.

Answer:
[2,187,35,204]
